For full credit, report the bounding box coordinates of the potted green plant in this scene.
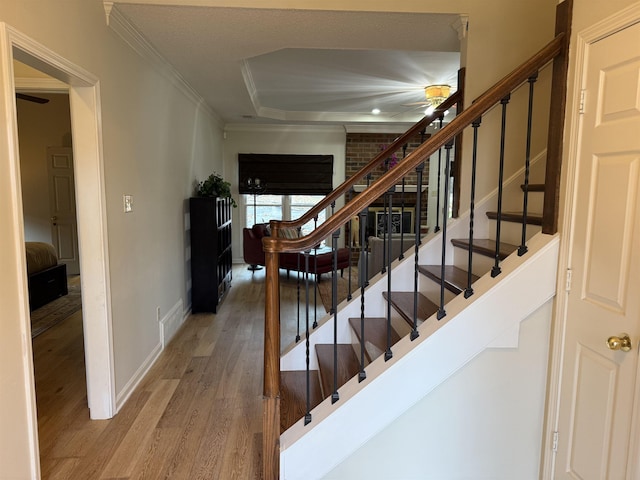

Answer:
[194,172,237,207]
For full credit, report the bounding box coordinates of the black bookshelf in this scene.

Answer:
[190,197,232,313]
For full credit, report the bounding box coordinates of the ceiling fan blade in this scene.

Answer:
[16,93,50,104]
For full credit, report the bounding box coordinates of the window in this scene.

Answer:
[291,195,326,235]
[245,194,283,227]
[244,194,326,235]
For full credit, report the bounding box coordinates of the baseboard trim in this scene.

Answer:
[115,299,187,412]
[115,341,162,412]
[160,299,185,348]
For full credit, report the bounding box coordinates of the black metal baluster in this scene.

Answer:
[313,250,321,324]
[519,73,538,256]
[347,215,353,301]
[465,117,482,299]
[358,209,367,382]
[385,187,394,361]
[411,162,424,341]
[399,143,408,260]
[381,186,387,274]
[437,140,454,320]
[331,230,340,404]
[303,250,312,425]
[492,94,511,278]
[364,174,372,286]
[296,253,301,342]
[434,115,444,233]
[419,128,426,246]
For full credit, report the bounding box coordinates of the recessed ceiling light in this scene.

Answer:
[371,108,381,115]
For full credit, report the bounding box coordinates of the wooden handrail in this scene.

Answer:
[270,91,461,232]
[264,33,565,256]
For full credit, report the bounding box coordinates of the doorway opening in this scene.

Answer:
[14,79,89,470]
[3,25,115,421]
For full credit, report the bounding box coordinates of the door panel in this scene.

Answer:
[47,147,80,274]
[568,344,621,478]
[583,154,638,312]
[555,21,640,479]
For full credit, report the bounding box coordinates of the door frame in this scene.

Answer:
[542,4,640,478]
[0,22,115,474]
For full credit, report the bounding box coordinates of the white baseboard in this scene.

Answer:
[115,298,186,412]
[115,341,162,412]
[160,299,185,348]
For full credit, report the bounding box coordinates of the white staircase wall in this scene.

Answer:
[324,299,552,480]
[280,233,559,479]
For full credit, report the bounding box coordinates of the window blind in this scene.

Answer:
[238,153,333,195]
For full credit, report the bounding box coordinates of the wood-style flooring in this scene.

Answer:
[34,265,324,479]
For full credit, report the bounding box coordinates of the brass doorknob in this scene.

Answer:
[607,333,632,352]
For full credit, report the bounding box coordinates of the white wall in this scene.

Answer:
[324,300,553,480]
[16,92,72,242]
[0,1,223,477]
[223,124,346,263]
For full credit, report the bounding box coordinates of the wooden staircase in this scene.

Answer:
[279,184,546,433]
[264,3,571,473]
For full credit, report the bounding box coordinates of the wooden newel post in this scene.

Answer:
[542,0,572,234]
[263,247,280,480]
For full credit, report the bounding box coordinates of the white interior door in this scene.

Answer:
[554,21,640,479]
[47,146,80,275]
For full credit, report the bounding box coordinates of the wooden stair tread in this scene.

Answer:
[382,291,439,326]
[451,238,517,260]
[520,183,545,192]
[348,317,400,363]
[316,344,360,399]
[280,370,323,433]
[418,265,479,295]
[486,211,543,225]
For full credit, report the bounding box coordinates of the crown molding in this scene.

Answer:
[224,123,345,134]
[240,59,261,114]
[451,15,469,40]
[343,123,414,134]
[103,1,224,129]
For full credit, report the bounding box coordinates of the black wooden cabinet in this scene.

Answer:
[189,197,232,313]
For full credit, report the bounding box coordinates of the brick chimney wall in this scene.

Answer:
[345,132,429,230]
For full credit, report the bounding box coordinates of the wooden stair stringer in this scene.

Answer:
[280,233,560,480]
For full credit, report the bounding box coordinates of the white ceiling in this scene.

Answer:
[113,3,462,125]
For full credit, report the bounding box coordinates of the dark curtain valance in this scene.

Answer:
[238,153,333,195]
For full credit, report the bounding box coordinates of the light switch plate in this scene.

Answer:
[123,194,133,213]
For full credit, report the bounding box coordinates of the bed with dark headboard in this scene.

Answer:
[26,242,68,310]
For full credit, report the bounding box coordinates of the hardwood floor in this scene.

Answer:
[34,265,324,479]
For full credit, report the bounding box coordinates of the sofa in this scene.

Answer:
[243,223,350,279]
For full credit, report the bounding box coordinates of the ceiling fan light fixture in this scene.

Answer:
[424,84,451,107]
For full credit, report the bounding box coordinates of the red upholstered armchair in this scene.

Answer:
[243,223,351,279]
[242,223,270,268]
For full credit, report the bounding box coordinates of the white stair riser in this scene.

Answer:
[453,247,496,277]
[419,277,458,307]
[487,218,541,246]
